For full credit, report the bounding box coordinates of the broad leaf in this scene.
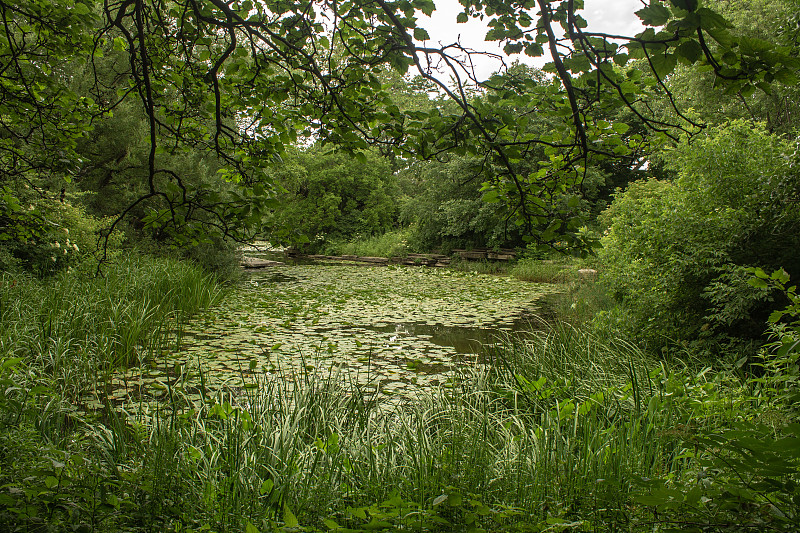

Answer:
[635,4,671,26]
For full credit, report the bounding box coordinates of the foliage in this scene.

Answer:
[598,120,800,356]
[0,254,225,530]
[749,267,800,411]
[3,0,798,256]
[266,147,398,251]
[5,257,800,532]
[0,255,223,385]
[399,156,526,252]
[631,270,800,531]
[666,0,800,135]
[0,191,120,276]
[0,266,716,531]
[322,229,414,258]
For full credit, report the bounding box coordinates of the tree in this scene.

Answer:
[1,0,797,256]
[266,146,398,250]
[398,155,528,252]
[663,0,800,134]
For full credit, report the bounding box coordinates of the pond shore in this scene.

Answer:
[242,248,519,269]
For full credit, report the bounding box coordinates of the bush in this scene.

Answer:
[632,270,800,531]
[178,236,243,282]
[598,121,800,357]
[0,192,121,277]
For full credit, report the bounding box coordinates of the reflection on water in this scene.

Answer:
[97,264,561,408]
[262,272,298,284]
[363,316,550,355]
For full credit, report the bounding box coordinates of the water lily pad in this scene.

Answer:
[100,264,559,412]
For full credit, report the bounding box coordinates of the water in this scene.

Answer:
[96,263,559,407]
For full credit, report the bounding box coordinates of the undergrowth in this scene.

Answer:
[1,259,798,532]
[447,256,508,275]
[322,230,414,258]
[510,257,583,284]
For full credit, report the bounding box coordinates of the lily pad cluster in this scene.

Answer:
[94,264,557,409]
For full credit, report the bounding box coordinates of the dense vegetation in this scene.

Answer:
[2,0,800,531]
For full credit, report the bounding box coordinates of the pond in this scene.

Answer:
[96,263,559,408]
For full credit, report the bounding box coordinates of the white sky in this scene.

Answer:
[417,0,645,79]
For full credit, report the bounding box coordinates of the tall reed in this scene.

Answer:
[1,258,734,532]
[74,326,722,531]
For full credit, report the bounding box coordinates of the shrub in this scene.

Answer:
[598,121,800,358]
[0,192,121,277]
[632,270,800,531]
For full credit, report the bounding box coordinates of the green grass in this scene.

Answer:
[2,255,795,532]
[322,230,414,258]
[0,254,224,444]
[0,328,726,530]
[1,254,223,371]
[509,257,583,283]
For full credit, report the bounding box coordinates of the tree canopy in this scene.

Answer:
[1,0,798,255]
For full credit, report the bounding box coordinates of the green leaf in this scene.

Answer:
[540,219,562,241]
[415,0,436,16]
[363,519,393,530]
[347,507,367,520]
[649,52,677,78]
[504,42,523,55]
[113,36,126,52]
[695,7,731,30]
[669,0,698,12]
[563,54,591,73]
[740,83,756,98]
[1,357,23,371]
[768,310,784,323]
[612,122,630,134]
[413,28,429,41]
[283,504,299,527]
[456,12,468,24]
[482,189,500,203]
[635,4,672,26]
[777,339,800,358]
[771,268,790,284]
[524,43,544,57]
[774,69,799,85]
[676,40,703,64]
[245,521,260,533]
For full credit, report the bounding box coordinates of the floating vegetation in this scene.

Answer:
[88,264,559,409]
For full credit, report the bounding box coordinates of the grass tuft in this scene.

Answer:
[322,230,413,258]
[1,256,772,532]
[510,257,582,283]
